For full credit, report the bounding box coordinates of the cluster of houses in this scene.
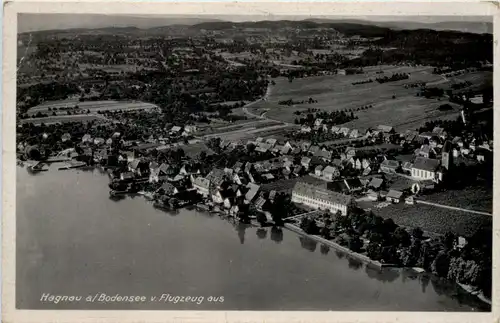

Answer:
[300,123,396,141]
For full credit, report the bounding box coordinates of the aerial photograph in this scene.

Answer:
[15,13,493,311]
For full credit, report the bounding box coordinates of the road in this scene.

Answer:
[415,199,492,216]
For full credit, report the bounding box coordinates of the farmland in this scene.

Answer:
[368,202,492,238]
[418,185,493,213]
[250,65,476,131]
[27,100,159,116]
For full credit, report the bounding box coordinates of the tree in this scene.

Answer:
[393,227,411,247]
[367,241,383,261]
[412,227,424,240]
[442,231,457,250]
[431,251,451,277]
[348,234,363,252]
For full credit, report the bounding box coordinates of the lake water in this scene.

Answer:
[16,165,488,311]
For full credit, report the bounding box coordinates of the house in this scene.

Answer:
[158,182,179,196]
[340,127,350,137]
[192,176,210,197]
[128,159,149,177]
[82,134,93,144]
[293,165,304,176]
[411,157,441,181]
[345,147,357,159]
[344,178,364,193]
[379,159,400,174]
[245,183,260,203]
[301,126,312,133]
[301,142,312,152]
[206,168,227,188]
[61,133,71,142]
[419,132,434,140]
[405,196,415,205]
[378,125,395,133]
[120,172,135,182]
[256,137,264,143]
[432,127,445,136]
[232,161,244,174]
[314,165,324,177]
[368,177,384,190]
[184,125,197,134]
[255,143,272,153]
[314,119,324,127]
[301,157,311,169]
[322,166,340,181]
[355,159,362,170]
[266,138,277,147]
[255,196,271,212]
[261,173,275,182]
[349,129,360,138]
[106,138,113,146]
[367,190,380,201]
[291,182,354,215]
[94,137,105,146]
[417,144,436,158]
[308,145,320,156]
[386,190,403,203]
[315,149,332,161]
[331,126,340,134]
[170,126,182,134]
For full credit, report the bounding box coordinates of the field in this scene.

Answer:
[252,65,481,132]
[419,185,493,213]
[368,202,492,238]
[19,115,102,125]
[27,100,159,116]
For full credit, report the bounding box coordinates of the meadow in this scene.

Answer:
[252,65,475,132]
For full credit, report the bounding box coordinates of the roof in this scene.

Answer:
[412,157,440,172]
[301,156,311,164]
[193,176,210,189]
[206,168,226,186]
[378,125,394,133]
[369,177,384,189]
[387,189,403,199]
[245,183,260,201]
[323,165,337,174]
[381,159,399,168]
[432,127,445,135]
[293,181,353,206]
[315,165,324,172]
[171,126,182,132]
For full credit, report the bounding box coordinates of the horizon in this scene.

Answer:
[18,13,493,33]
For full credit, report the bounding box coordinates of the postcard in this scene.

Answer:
[2,1,498,322]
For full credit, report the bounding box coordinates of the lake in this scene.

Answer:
[16,165,488,311]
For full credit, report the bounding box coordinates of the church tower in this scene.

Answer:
[442,140,453,170]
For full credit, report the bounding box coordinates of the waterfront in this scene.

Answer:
[16,165,488,311]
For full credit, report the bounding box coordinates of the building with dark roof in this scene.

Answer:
[291,181,354,215]
[411,157,440,181]
[442,140,453,170]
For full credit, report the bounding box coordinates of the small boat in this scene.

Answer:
[58,161,86,170]
[109,190,128,197]
[27,162,48,173]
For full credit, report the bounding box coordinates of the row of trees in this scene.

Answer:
[298,208,492,298]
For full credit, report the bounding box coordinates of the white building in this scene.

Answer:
[192,176,211,197]
[411,157,441,181]
[291,182,354,215]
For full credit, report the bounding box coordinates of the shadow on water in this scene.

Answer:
[236,222,251,245]
[299,236,317,252]
[320,244,330,255]
[256,228,268,240]
[347,256,363,271]
[270,227,283,244]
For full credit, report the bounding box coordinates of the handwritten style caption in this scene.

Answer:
[40,293,224,305]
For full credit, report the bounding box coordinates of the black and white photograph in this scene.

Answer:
[2,1,497,322]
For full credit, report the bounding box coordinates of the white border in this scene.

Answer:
[3,2,499,323]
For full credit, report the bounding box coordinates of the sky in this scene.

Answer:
[18,13,493,33]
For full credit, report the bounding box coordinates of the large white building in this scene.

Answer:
[291,182,354,215]
[411,157,441,181]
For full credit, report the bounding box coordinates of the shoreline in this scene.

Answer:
[282,222,492,308]
[19,164,492,308]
